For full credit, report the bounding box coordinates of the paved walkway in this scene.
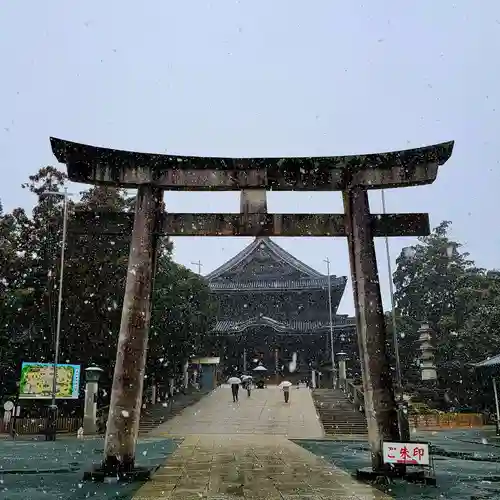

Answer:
[134,387,390,499]
[151,385,324,439]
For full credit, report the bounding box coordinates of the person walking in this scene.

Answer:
[283,384,290,403]
[231,383,239,402]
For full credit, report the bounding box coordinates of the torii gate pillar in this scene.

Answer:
[344,187,399,468]
[102,186,162,475]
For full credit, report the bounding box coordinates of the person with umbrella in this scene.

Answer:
[242,375,252,397]
[228,376,241,402]
[253,363,267,389]
[279,380,293,403]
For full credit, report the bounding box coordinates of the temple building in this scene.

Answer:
[205,236,357,382]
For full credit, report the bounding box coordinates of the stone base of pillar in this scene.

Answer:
[83,463,154,483]
[83,416,97,435]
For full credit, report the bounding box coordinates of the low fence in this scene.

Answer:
[343,379,484,429]
[410,413,483,429]
[0,417,82,435]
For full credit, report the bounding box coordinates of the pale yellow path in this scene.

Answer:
[134,387,391,499]
[151,385,324,439]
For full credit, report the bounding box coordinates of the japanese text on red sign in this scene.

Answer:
[382,442,429,466]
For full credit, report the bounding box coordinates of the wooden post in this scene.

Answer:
[343,187,399,471]
[102,185,160,472]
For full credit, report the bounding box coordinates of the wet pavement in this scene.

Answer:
[5,387,499,498]
[0,437,179,499]
[3,393,499,499]
[134,434,391,499]
[135,386,390,499]
[150,385,324,439]
[297,429,500,499]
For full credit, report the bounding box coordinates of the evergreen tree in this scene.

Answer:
[0,169,216,406]
[392,221,500,407]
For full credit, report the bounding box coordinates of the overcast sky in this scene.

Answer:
[1,1,499,314]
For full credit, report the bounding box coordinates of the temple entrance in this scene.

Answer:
[53,136,454,473]
[206,236,358,385]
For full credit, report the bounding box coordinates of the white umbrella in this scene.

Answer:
[253,365,267,372]
[228,377,242,384]
[241,374,253,380]
[279,381,292,388]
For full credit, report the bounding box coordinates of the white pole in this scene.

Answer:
[381,190,403,396]
[381,190,410,441]
[493,378,500,430]
[51,188,69,410]
[324,258,336,389]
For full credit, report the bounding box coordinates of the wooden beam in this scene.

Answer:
[69,211,430,237]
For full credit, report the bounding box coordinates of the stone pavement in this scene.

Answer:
[134,434,390,499]
[298,429,500,499]
[134,387,390,499]
[0,437,179,499]
[150,385,324,439]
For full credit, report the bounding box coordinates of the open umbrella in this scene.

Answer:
[279,381,292,388]
[228,377,242,384]
[241,374,253,380]
[253,365,267,372]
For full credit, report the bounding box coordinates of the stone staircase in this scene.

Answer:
[312,389,368,438]
[138,389,212,435]
[96,389,212,436]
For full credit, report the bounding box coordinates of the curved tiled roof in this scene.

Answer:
[206,237,339,281]
[208,276,346,291]
[212,315,356,334]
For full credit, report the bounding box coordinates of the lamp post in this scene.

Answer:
[324,258,336,389]
[381,190,410,441]
[83,366,104,434]
[44,188,72,440]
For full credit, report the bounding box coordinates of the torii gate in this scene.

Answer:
[50,137,454,478]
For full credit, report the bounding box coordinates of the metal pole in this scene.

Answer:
[275,348,279,384]
[493,378,500,435]
[243,348,247,373]
[46,188,69,440]
[191,260,203,275]
[324,258,336,389]
[381,190,410,441]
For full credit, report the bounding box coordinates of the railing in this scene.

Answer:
[0,417,82,435]
[343,378,365,412]
[340,380,484,429]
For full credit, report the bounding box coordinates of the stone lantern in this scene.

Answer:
[337,352,348,390]
[83,366,104,434]
[418,323,437,382]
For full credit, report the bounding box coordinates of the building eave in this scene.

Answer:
[208,275,347,292]
[212,316,356,334]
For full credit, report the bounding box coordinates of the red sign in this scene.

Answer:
[383,442,429,466]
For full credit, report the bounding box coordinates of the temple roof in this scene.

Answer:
[206,237,346,291]
[213,315,356,334]
[473,353,500,368]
